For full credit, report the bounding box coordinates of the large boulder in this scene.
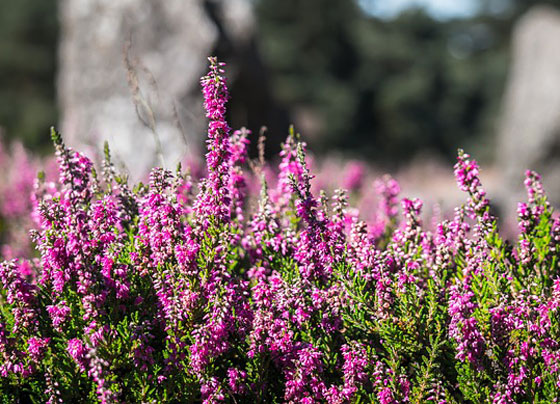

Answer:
[58,0,254,176]
[497,5,560,210]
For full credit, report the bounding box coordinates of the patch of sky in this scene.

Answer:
[358,0,481,20]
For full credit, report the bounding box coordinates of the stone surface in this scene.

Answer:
[58,0,255,176]
[497,5,560,210]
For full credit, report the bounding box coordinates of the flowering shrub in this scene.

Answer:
[0,140,56,260]
[1,57,560,403]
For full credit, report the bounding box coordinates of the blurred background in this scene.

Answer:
[2,0,560,212]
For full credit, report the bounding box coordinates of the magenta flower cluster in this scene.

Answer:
[1,58,560,403]
[0,140,57,261]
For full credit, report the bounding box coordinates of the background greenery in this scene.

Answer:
[0,0,58,153]
[2,0,559,162]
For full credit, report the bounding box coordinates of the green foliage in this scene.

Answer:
[0,0,58,151]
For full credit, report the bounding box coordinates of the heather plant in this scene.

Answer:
[0,139,56,260]
[1,57,560,403]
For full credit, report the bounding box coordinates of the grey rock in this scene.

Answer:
[58,0,255,177]
[497,5,560,210]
